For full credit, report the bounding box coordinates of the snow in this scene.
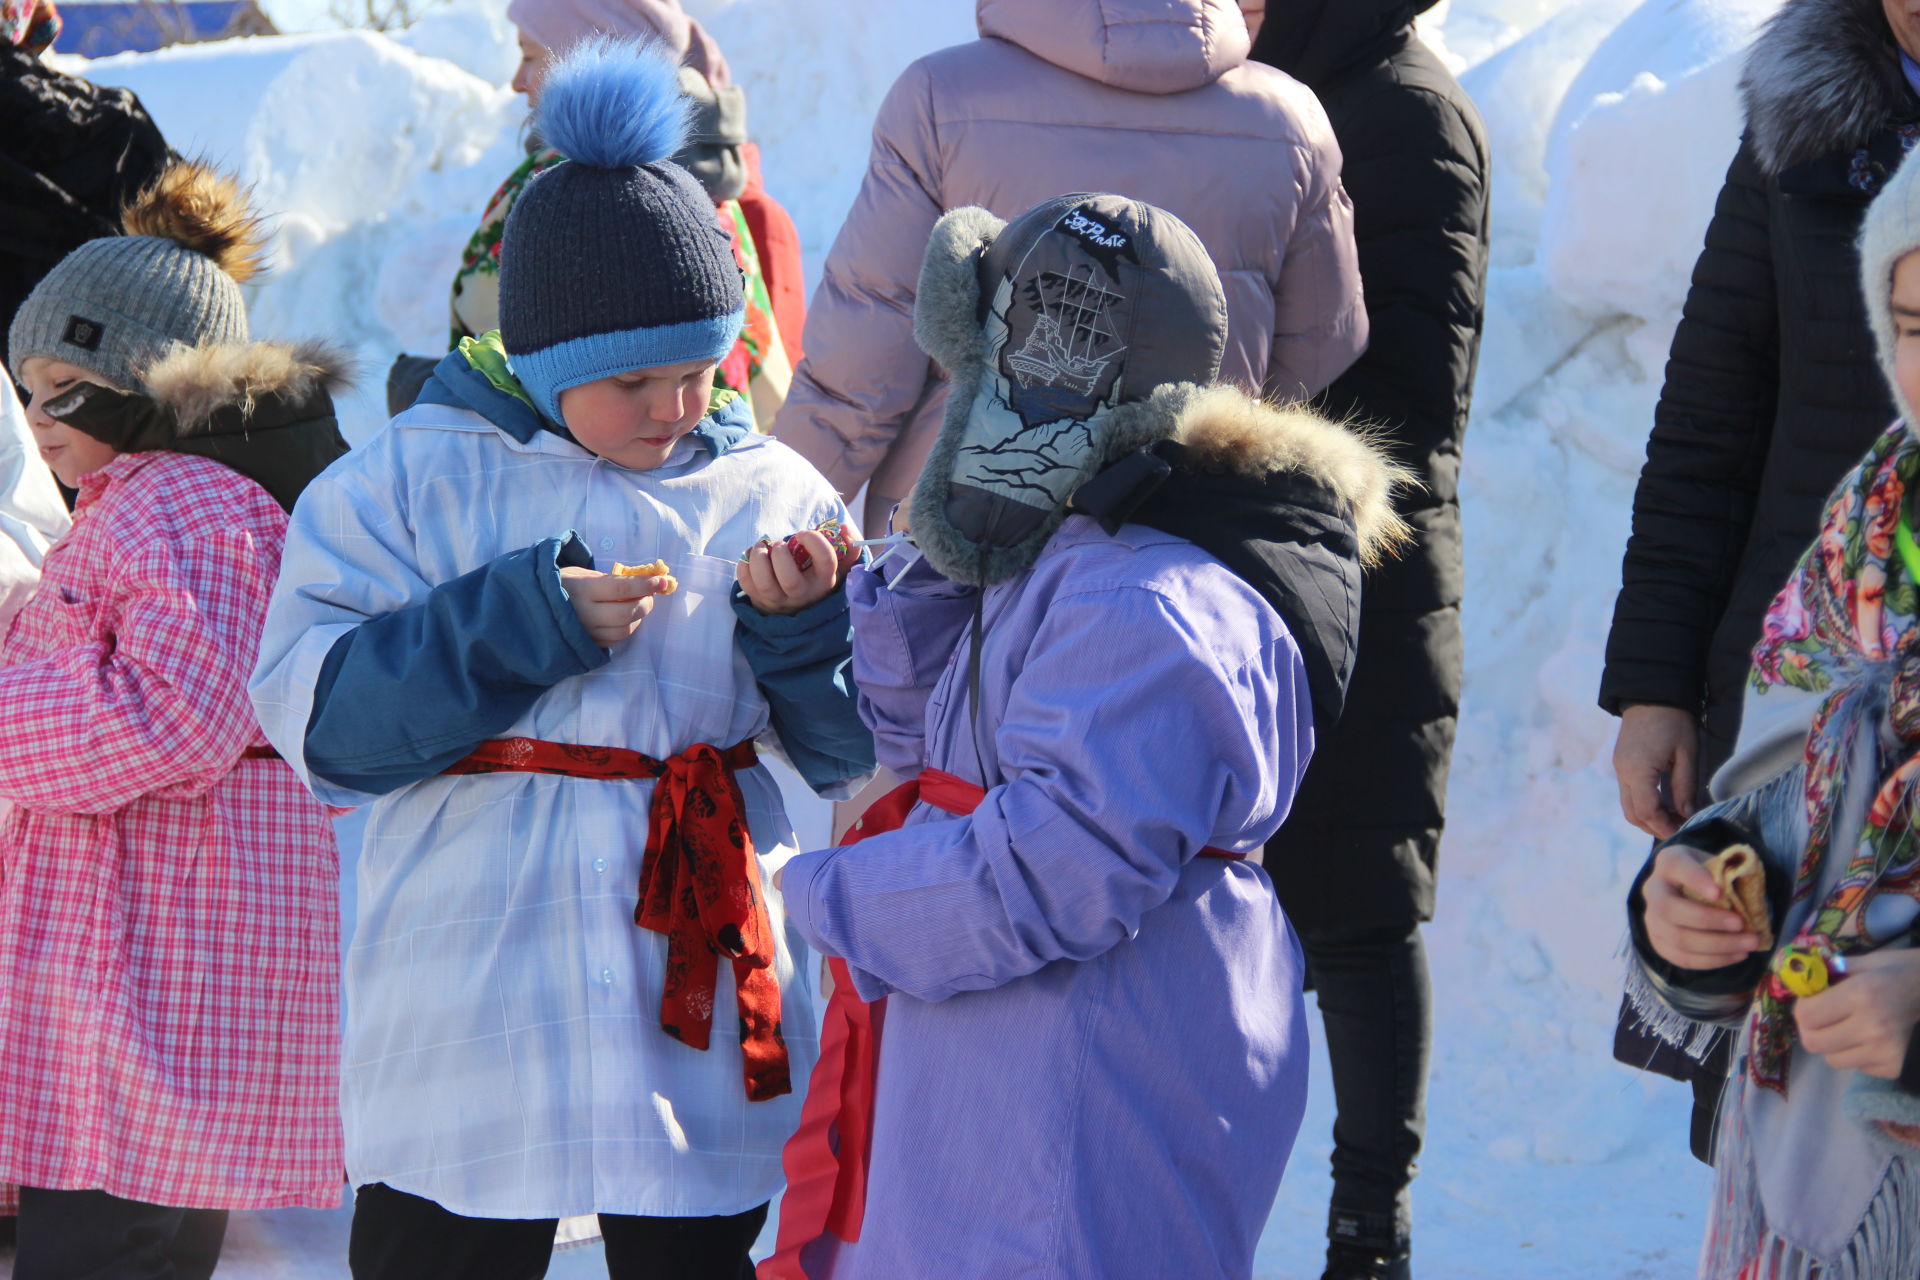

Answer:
[25,0,1803,1274]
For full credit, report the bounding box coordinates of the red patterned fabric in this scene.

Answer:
[0,451,341,1210]
[763,770,1244,1276]
[738,142,806,362]
[445,735,790,1101]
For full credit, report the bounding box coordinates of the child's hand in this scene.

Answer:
[1640,843,1765,970]
[1795,949,1920,1078]
[739,529,841,616]
[560,565,662,647]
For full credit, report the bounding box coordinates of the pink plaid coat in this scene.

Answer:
[0,451,342,1210]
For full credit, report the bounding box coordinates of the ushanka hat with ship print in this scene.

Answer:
[907,192,1229,586]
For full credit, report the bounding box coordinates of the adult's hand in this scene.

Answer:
[1795,950,1920,1079]
[1614,703,1701,839]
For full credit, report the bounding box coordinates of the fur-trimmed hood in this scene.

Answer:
[42,338,353,511]
[1741,0,1913,177]
[1087,383,1408,568]
[975,0,1250,96]
[142,338,353,434]
[1065,384,1409,728]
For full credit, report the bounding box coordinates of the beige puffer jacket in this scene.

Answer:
[773,0,1367,525]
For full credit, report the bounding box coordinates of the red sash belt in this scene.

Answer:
[445,736,790,1102]
[762,770,1243,1277]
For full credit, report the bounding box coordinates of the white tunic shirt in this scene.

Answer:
[252,399,852,1218]
[0,373,69,648]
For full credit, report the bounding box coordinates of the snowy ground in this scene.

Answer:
[22,0,1802,1274]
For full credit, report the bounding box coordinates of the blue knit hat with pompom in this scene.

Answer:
[500,38,745,424]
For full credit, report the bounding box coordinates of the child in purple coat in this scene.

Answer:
[768,194,1408,1280]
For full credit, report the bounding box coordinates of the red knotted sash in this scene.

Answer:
[445,736,790,1102]
[762,770,1244,1277]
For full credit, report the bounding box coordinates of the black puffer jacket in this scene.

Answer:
[0,45,172,345]
[1599,0,1912,777]
[1250,0,1490,932]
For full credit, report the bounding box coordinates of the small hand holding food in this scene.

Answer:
[1794,949,1920,1079]
[561,562,671,647]
[738,519,860,616]
[613,559,678,594]
[1641,843,1767,970]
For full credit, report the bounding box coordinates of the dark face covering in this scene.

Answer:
[42,381,174,452]
[41,377,347,513]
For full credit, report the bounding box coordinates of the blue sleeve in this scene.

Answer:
[730,583,876,793]
[303,533,608,794]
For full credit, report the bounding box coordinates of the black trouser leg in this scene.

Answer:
[600,1202,768,1280]
[1300,925,1431,1254]
[1688,1033,1734,1164]
[13,1187,228,1280]
[348,1183,556,1280]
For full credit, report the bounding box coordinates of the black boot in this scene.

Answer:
[1321,1242,1411,1280]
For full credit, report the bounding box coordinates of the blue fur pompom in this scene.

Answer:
[534,37,691,171]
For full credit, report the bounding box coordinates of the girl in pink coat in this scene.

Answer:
[0,161,349,1278]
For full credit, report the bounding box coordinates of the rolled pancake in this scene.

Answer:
[1682,843,1772,950]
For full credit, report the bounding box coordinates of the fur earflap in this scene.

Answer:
[142,338,355,433]
[121,160,269,283]
[1169,386,1413,568]
[1740,0,1908,176]
[913,206,1005,372]
[535,37,691,171]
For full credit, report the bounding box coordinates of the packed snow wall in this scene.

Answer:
[55,0,1806,1271]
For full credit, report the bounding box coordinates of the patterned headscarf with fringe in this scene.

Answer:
[1747,421,1920,1092]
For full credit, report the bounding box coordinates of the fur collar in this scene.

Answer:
[141,339,354,435]
[1090,383,1407,567]
[1741,0,1912,177]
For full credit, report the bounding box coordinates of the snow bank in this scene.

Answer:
[45,0,1807,1274]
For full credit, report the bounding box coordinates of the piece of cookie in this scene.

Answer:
[612,559,678,594]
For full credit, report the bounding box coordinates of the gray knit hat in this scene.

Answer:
[9,162,263,392]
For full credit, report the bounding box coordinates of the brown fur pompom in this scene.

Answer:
[121,161,268,283]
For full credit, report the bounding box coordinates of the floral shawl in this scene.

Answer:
[1748,420,1920,1092]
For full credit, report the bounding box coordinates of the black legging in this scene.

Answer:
[1300,924,1431,1254]
[348,1182,768,1280]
